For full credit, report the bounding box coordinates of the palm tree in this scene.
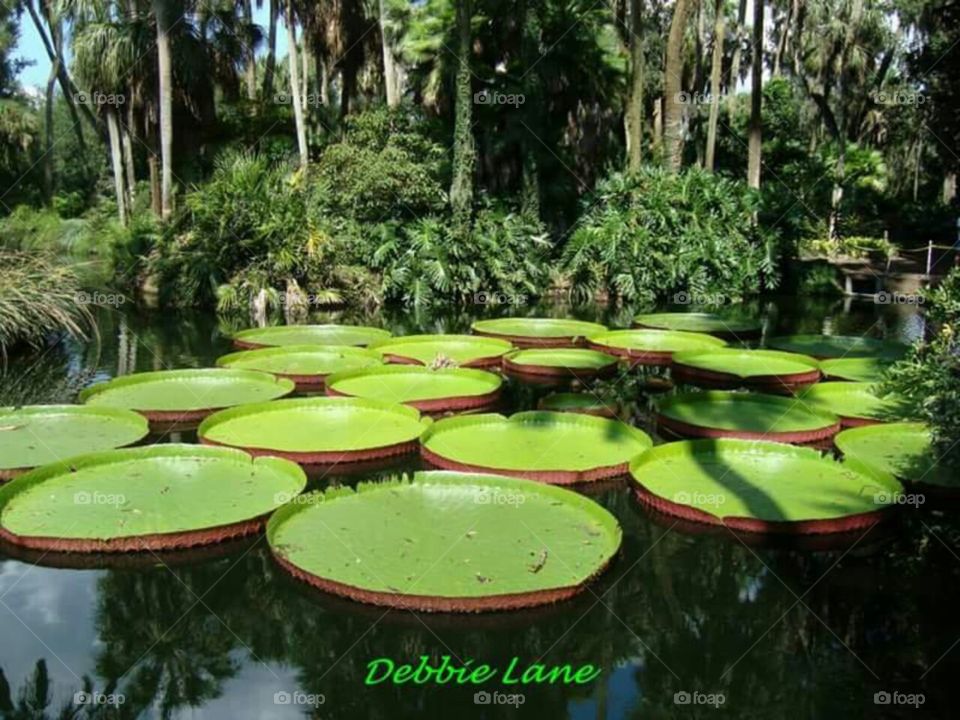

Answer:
[379,0,400,106]
[285,0,308,167]
[260,0,277,98]
[664,0,693,172]
[727,0,747,122]
[152,0,177,218]
[450,0,475,232]
[747,0,763,189]
[625,0,645,172]
[705,0,725,171]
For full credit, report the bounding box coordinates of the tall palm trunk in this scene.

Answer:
[747,0,764,189]
[450,0,476,231]
[828,0,863,239]
[106,108,128,225]
[263,0,278,99]
[663,0,693,172]
[727,0,747,122]
[705,0,724,171]
[42,43,59,203]
[243,0,257,100]
[123,98,137,205]
[625,0,645,172]
[285,0,308,168]
[154,0,175,218]
[379,0,400,106]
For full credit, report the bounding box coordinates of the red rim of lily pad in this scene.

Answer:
[470,318,608,349]
[368,334,515,369]
[586,329,728,367]
[216,345,385,392]
[670,349,822,394]
[230,324,391,350]
[501,349,620,384]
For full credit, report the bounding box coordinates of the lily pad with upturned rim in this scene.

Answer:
[420,410,652,484]
[325,365,503,413]
[79,369,295,429]
[369,334,514,368]
[671,349,821,393]
[267,471,622,612]
[766,334,908,360]
[199,396,429,465]
[216,345,384,391]
[633,312,762,339]
[629,439,902,534]
[834,422,958,495]
[656,391,841,444]
[0,444,306,552]
[587,329,727,366]
[538,393,618,418]
[0,405,149,481]
[819,357,891,383]
[471,318,607,348]
[231,324,391,349]
[798,382,909,426]
[502,348,620,384]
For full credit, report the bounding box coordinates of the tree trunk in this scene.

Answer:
[154,1,175,218]
[285,1,309,168]
[319,56,331,106]
[451,0,477,231]
[106,108,128,225]
[520,0,541,218]
[828,0,862,238]
[728,0,747,122]
[663,0,692,172]
[243,0,257,100]
[625,0,645,172]
[42,47,58,204]
[263,0,278,99]
[747,0,763,189]
[705,0,724,171]
[123,98,137,206]
[379,0,400,107]
[944,172,957,205]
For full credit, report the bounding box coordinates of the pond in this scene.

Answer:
[0,295,955,719]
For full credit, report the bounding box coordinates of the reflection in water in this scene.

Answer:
[0,297,957,718]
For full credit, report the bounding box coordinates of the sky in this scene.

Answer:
[15,6,289,91]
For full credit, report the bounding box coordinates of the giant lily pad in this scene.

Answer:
[767,334,907,360]
[657,391,840,443]
[587,329,727,366]
[798,382,908,426]
[79,369,294,430]
[471,318,607,348]
[267,471,622,612]
[633,312,761,339]
[0,444,306,552]
[231,324,391,349]
[630,439,902,534]
[420,410,652,483]
[502,348,619,384]
[538,393,618,418]
[0,405,149,481]
[671,348,821,393]
[369,334,514,368]
[819,357,891,383]
[835,423,957,495]
[325,365,502,413]
[199,396,429,465]
[216,345,384,391]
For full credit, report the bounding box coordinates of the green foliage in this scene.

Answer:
[562,168,778,304]
[801,234,899,261]
[883,269,960,463]
[312,107,448,222]
[371,202,552,307]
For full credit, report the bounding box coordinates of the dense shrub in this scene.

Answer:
[562,168,777,304]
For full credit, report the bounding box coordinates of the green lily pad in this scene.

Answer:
[799,382,909,423]
[199,397,428,461]
[657,391,840,440]
[0,444,306,550]
[216,345,384,386]
[325,365,502,411]
[79,369,294,415]
[633,312,761,337]
[819,357,891,383]
[630,439,902,531]
[504,348,619,376]
[420,411,652,483]
[267,471,622,611]
[835,423,956,488]
[471,318,607,346]
[671,349,820,384]
[369,334,514,367]
[766,334,908,360]
[0,406,149,477]
[588,328,727,364]
[539,393,617,417]
[232,324,391,349]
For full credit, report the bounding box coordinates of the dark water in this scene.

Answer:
[1,297,955,719]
